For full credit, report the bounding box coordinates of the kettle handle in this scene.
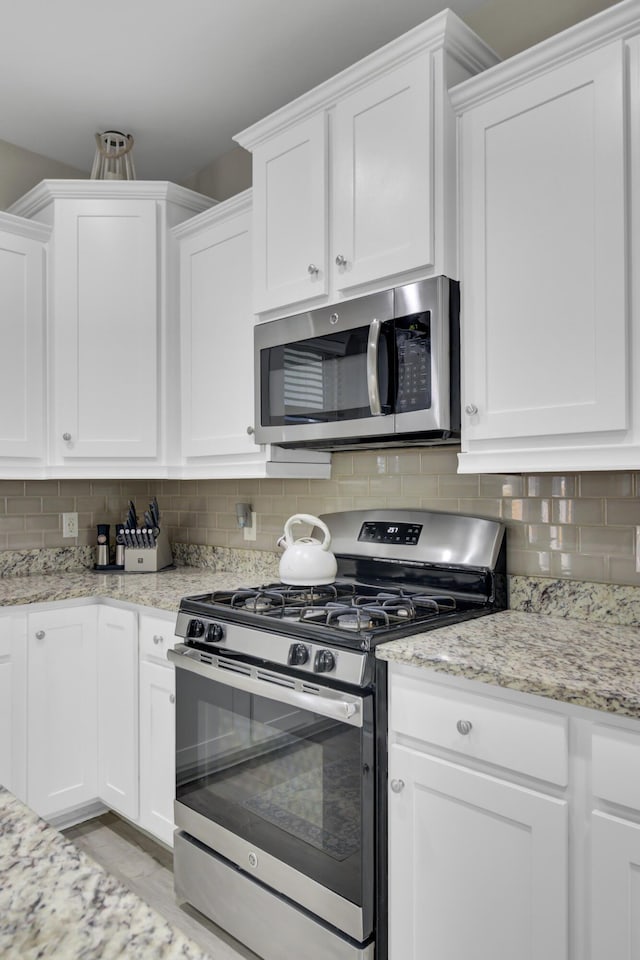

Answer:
[283,514,332,550]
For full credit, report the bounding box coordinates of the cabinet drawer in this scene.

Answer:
[139,613,179,664]
[390,670,568,786]
[592,723,640,810]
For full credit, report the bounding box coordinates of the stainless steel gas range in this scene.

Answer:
[169,509,506,960]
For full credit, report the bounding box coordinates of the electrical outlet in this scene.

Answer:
[62,512,78,538]
[243,511,257,542]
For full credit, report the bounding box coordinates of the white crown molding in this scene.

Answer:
[450,0,640,112]
[8,179,215,219]
[234,9,498,150]
[172,189,251,239]
[0,210,51,241]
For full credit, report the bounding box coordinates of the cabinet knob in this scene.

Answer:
[35,630,45,640]
[307,263,319,276]
[335,254,347,267]
[464,404,478,417]
[153,635,163,645]
[169,693,175,704]
[246,426,255,435]
[390,778,405,793]
[62,432,72,441]
[456,719,473,736]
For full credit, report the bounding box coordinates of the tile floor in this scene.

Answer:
[64,813,259,960]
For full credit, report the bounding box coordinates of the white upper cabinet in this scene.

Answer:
[9,180,213,478]
[174,192,331,478]
[236,10,498,319]
[453,4,640,473]
[0,213,49,474]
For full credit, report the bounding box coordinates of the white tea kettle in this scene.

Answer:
[278,513,338,585]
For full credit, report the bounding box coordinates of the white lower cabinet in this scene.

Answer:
[590,723,640,960]
[138,613,178,847]
[97,605,138,820]
[27,605,98,819]
[388,664,569,960]
[0,613,27,800]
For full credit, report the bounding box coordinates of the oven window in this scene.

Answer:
[175,667,374,909]
[260,325,391,425]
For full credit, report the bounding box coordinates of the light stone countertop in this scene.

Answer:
[0,786,212,960]
[376,609,640,720]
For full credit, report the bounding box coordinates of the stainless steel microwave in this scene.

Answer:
[254,276,460,450]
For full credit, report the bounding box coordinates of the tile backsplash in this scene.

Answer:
[2,448,640,585]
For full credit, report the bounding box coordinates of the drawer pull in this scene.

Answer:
[169,693,175,704]
[153,635,163,644]
[390,779,405,794]
[456,719,473,736]
[35,630,45,640]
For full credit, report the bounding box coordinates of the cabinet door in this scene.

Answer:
[97,605,138,820]
[591,811,640,960]
[180,209,257,457]
[332,56,433,291]
[0,615,27,801]
[252,114,328,313]
[459,43,626,447]
[52,198,158,460]
[139,659,175,846]
[0,225,45,462]
[388,744,568,960]
[28,606,98,818]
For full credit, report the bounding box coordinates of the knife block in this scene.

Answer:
[124,533,172,572]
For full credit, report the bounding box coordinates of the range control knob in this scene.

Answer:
[187,618,205,639]
[314,649,335,673]
[205,623,224,644]
[288,642,309,666]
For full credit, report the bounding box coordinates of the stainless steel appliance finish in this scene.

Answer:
[254,276,460,450]
[171,508,506,960]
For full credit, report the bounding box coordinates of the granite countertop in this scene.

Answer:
[377,609,640,720]
[0,786,212,960]
[0,568,248,613]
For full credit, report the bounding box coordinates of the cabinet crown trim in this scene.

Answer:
[172,189,252,239]
[8,179,215,220]
[234,9,498,150]
[0,210,51,242]
[450,0,640,111]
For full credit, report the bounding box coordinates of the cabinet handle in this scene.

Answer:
[153,635,163,645]
[456,719,473,735]
[246,426,255,435]
[169,693,175,704]
[62,432,72,441]
[464,404,478,417]
[35,630,45,640]
[335,254,347,267]
[307,263,319,276]
[390,778,405,793]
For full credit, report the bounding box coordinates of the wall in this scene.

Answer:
[0,139,85,210]
[1,448,640,586]
[181,146,252,201]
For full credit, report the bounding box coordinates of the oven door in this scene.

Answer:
[254,289,395,447]
[169,646,375,943]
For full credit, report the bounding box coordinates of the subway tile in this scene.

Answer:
[606,499,640,525]
[8,532,43,549]
[401,475,439,498]
[26,515,59,532]
[331,453,354,477]
[523,524,578,552]
[0,517,25,533]
[334,477,370,497]
[479,475,524,498]
[7,497,42,515]
[552,498,605,525]
[608,557,640,586]
[525,475,578,498]
[579,472,634,498]
[25,480,59,495]
[419,449,460,475]
[507,548,552,576]
[437,474,480,498]
[353,453,388,476]
[419,498,460,513]
[579,525,635,557]
[369,476,402,497]
[0,481,26,496]
[76,496,108,513]
[385,452,422,475]
[42,497,76,513]
[457,499,503,520]
[551,552,607,582]
[502,499,551,523]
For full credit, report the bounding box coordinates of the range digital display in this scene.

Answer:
[358,521,422,545]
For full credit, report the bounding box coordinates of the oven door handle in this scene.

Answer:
[168,646,363,727]
[367,318,383,416]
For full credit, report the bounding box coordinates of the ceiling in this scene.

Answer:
[2,0,496,182]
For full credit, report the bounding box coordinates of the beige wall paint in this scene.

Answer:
[465,0,620,58]
[0,138,85,210]
[1,451,640,586]
[182,145,252,201]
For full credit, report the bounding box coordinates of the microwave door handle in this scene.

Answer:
[367,318,382,416]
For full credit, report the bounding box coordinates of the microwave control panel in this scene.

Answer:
[395,315,431,413]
